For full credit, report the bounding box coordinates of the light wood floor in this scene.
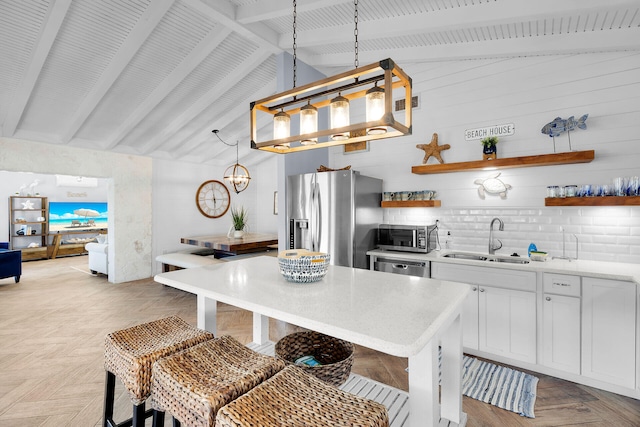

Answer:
[1,256,639,426]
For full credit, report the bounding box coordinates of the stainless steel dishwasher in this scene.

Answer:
[374,256,429,277]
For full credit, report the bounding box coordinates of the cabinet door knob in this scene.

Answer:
[479,288,485,292]
[472,287,477,291]
[546,296,551,301]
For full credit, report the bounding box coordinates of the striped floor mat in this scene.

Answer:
[462,356,539,418]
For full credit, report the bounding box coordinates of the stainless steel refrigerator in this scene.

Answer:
[286,170,382,269]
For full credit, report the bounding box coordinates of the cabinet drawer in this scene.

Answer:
[543,273,581,297]
[431,262,536,292]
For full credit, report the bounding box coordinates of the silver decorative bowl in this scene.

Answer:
[278,250,330,283]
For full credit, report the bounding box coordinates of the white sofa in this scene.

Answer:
[85,234,108,275]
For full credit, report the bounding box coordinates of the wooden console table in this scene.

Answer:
[48,228,107,259]
[180,233,278,256]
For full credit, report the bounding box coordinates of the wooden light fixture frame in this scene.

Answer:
[250,58,412,153]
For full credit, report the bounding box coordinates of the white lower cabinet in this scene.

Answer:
[431,260,639,396]
[431,262,537,363]
[542,273,581,374]
[582,277,636,389]
[543,294,581,374]
[479,286,537,363]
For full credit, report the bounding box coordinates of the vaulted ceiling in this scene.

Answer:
[1,0,638,167]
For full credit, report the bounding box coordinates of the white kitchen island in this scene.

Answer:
[154,256,470,427]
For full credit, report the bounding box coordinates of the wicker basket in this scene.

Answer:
[275,331,354,387]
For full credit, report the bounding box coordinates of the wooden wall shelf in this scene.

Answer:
[381,200,441,208]
[545,196,640,206]
[411,150,595,175]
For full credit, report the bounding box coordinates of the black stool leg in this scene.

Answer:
[152,409,165,427]
[104,369,153,427]
[132,403,145,427]
[103,371,116,427]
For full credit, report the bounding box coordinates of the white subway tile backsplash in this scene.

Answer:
[591,235,618,245]
[383,206,640,265]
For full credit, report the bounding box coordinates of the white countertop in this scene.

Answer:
[154,256,470,358]
[368,249,640,284]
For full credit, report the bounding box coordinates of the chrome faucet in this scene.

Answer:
[488,217,504,255]
[554,227,579,261]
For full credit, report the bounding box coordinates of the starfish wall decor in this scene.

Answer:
[21,200,35,210]
[417,133,450,164]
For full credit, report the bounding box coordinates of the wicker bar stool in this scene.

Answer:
[103,316,214,427]
[215,365,389,427]
[150,335,286,427]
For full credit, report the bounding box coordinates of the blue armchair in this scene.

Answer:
[0,242,21,283]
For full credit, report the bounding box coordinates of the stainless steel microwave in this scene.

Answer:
[377,224,437,253]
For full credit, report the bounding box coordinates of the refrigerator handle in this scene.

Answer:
[313,179,321,251]
[311,174,320,251]
[310,174,316,251]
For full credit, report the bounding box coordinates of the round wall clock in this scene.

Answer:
[195,180,230,218]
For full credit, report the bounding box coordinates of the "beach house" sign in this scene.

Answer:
[465,123,515,141]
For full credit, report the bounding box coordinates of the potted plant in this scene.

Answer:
[481,136,499,160]
[228,205,248,238]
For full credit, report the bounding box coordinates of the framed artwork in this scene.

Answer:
[273,191,278,215]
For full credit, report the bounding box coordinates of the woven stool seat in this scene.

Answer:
[151,335,286,427]
[104,315,214,405]
[215,365,389,427]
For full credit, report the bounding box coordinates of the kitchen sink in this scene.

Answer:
[488,256,530,264]
[442,251,530,264]
[441,252,488,261]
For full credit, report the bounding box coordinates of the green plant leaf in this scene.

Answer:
[231,205,247,230]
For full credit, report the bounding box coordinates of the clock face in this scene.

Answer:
[196,180,230,218]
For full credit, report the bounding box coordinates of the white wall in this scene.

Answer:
[0,137,152,283]
[151,155,279,275]
[328,52,640,264]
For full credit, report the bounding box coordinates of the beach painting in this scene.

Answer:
[49,201,108,232]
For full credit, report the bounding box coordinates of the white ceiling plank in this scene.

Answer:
[59,0,175,143]
[103,27,233,150]
[138,51,274,154]
[186,0,282,55]
[174,83,277,161]
[310,26,640,67]
[289,0,640,50]
[236,0,349,24]
[3,0,72,137]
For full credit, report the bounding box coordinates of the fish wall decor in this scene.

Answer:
[541,114,588,151]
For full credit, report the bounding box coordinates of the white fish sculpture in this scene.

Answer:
[475,173,512,199]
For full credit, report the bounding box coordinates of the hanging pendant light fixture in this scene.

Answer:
[329,93,350,140]
[365,83,387,135]
[273,109,291,140]
[300,101,318,145]
[250,0,412,154]
[212,130,251,194]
